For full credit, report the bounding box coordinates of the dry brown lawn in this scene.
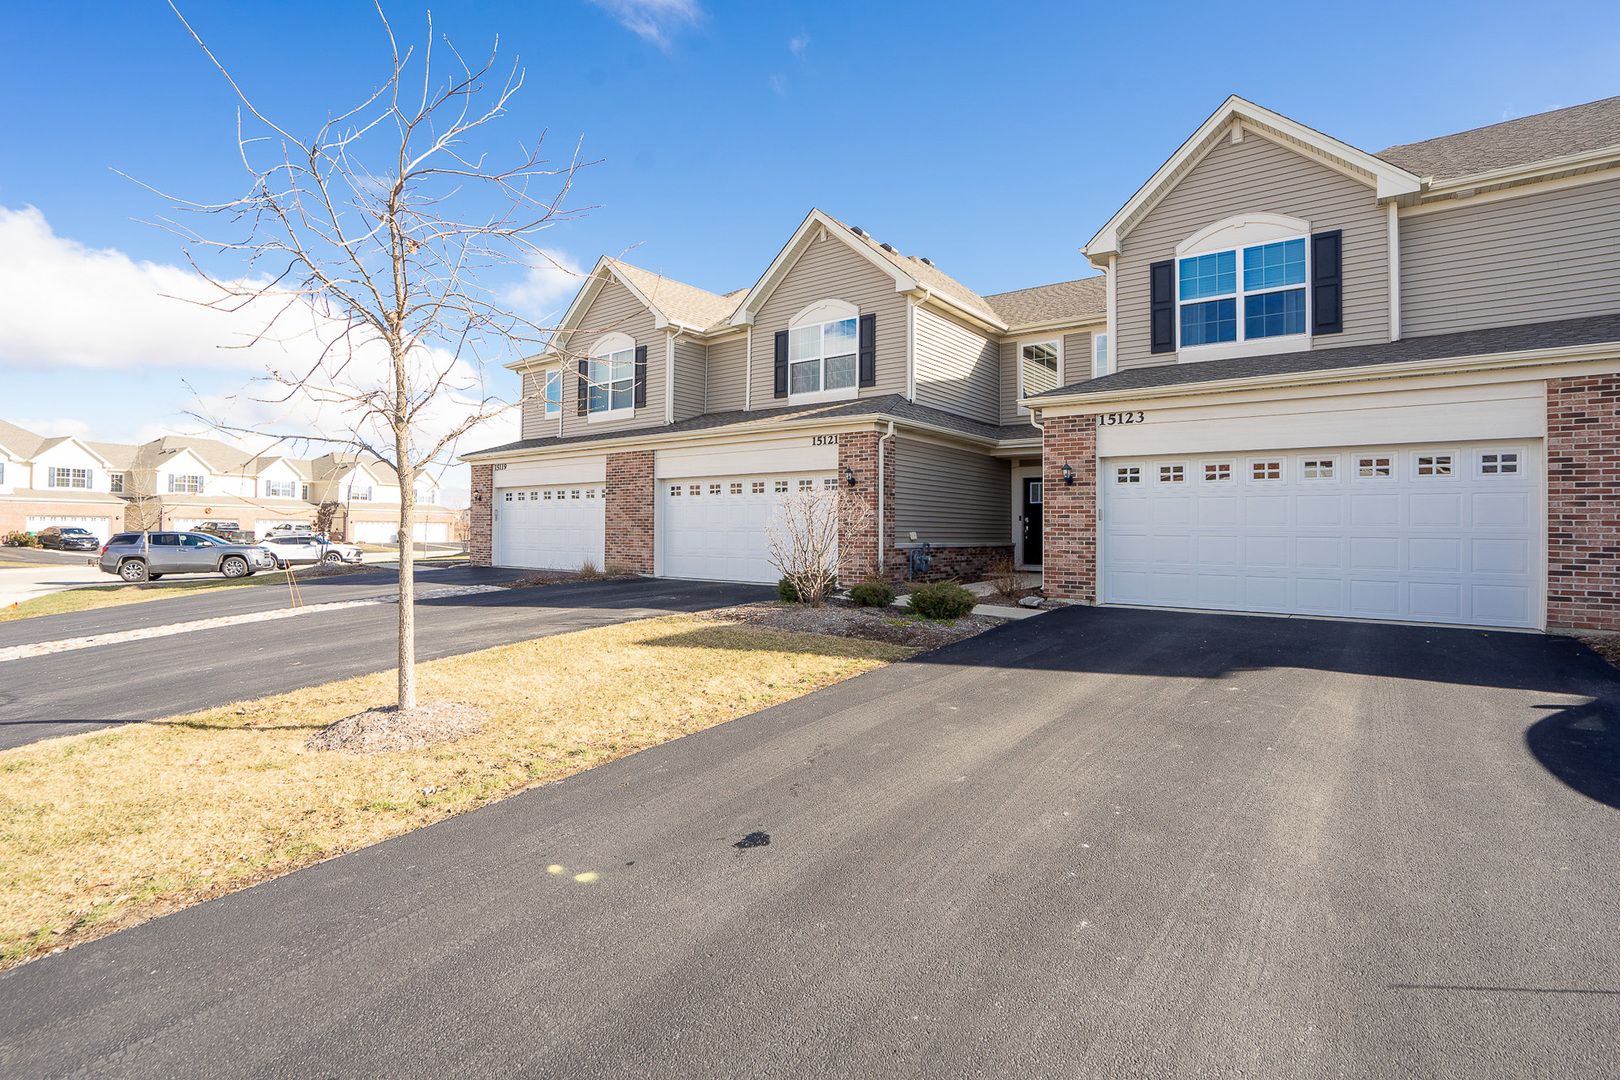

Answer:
[0,614,910,968]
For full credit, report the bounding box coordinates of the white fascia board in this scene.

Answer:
[727,208,921,328]
[1026,340,1620,414]
[1000,314,1108,338]
[1419,147,1620,199]
[912,289,1010,334]
[461,411,1007,464]
[1083,96,1422,262]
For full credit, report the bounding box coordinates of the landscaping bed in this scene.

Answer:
[702,598,1007,649]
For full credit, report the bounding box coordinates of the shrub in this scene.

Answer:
[575,558,604,581]
[907,581,977,620]
[6,532,39,548]
[848,579,895,607]
[986,554,1024,603]
[777,573,837,604]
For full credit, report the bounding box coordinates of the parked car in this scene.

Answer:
[37,526,101,552]
[193,520,256,543]
[263,522,317,537]
[97,531,277,582]
[258,534,364,568]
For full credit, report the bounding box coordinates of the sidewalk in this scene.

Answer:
[0,563,108,609]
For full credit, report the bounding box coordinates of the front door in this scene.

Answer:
[1022,477,1044,566]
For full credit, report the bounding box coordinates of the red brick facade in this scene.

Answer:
[1547,373,1620,631]
[604,450,655,575]
[468,463,493,566]
[837,431,890,583]
[1040,414,1097,602]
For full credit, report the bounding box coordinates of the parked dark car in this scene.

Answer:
[96,532,277,582]
[37,526,101,551]
[193,520,256,543]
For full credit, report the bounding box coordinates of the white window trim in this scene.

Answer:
[1092,333,1109,379]
[166,473,202,494]
[1175,213,1314,364]
[585,332,637,423]
[539,368,563,418]
[786,299,861,405]
[1016,337,1063,415]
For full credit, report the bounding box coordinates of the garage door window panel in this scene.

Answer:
[1251,461,1283,481]
[1301,458,1336,481]
[1203,462,1232,482]
[1356,455,1394,479]
[1479,451,1520,475]
[1415,454,1456,478]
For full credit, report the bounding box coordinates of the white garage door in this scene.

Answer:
[27,515,112,541]
[1101,443,1540,628]
[661,473,839,584]
[495,484,605,570]
[350,520,400,544]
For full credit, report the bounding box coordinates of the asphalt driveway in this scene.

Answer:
[0,575,773,750]
[2,606,1616,1078]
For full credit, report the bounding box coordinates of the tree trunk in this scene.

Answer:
[397,466,416,710]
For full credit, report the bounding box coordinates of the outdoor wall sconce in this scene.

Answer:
[845,466,858,487]
[473,491,484,503]
[1061,462,1075,485]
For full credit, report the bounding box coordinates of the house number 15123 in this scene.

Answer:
[1096,412,1145,426]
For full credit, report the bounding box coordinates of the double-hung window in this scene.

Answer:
[350,485,373,501]
[1179,237,1307,347]
[541,369,562,417]
[789,317,858,397]
[50,467,92,489]
[1020,342,1060,399]
[588,349,634,416]
[266,479,296,498]
[167,473,202,494]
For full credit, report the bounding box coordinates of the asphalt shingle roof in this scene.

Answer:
[466,395,1040,458]
[983,278,1107,330]
[1377,96,1620,181]
[607,259,744,331]
[1033,314,1620,399]
[819,212,1002,326]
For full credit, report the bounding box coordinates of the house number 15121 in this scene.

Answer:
[811,435,840,446]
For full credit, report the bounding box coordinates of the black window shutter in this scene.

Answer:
[858,313,877,387]
[576,358,588,416]
[1311,230,1343,335]
[1149,259,1175,354]
[774,330,789,398]
[633,345,648,408]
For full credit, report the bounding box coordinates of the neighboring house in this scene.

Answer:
[464,94,1620,635]
[1029,95,1620,633]
[463,209,1106,584]
[0,425,457,544]
[0,420,129,543]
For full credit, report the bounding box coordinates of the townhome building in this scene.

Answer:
[0,423,458,544]
[465,94,1620,634]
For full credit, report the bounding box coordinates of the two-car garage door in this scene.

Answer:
[1101,443,1540,628]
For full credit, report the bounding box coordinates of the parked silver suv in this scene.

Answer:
[97,531,278,582]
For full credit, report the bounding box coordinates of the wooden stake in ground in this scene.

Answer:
[145,2,594,709]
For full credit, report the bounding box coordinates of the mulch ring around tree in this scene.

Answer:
[701,599,1007,650]
[305,702,487,754]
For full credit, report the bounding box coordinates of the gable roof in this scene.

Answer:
[729,209,1006,332]
[1084,96,1423,268]
[983,277,1106,331]
[1377,96,1620,183]
[0,420,48,460]
[607,259,744,331]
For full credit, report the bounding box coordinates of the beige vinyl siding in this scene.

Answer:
[519,370,545,440]
[1063,331,1093,384]
[705,333,748,412]
[552,278,664,437]
[913,305,1000,424]
[893,437,1010,547]
[672,336,707,421]
[998,340,1021,425]
[749,233,909,405]
[1115,129,1388,371]
[1400,175,1620,337]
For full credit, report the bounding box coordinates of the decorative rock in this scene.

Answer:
[1018,595,1044,609]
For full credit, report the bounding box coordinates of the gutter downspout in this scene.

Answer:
[1387,202,1402,342]
[744,325,752,411]
[877,419,895,578]
[907,286,931,403]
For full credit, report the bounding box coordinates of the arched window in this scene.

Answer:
[787,299,859,401]
[1175,213,1311,352]
[588,332,636,417]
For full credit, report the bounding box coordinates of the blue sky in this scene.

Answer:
[2,0,1618,503]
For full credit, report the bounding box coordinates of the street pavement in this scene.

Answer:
[0,575,774,750]
[2,606,1616,1078]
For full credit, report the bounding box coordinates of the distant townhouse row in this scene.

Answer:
[0,422,456,543]
[464,93,1620,634]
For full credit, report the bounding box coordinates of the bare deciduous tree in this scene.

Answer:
[151,3,591,709]
[766,486,873,606]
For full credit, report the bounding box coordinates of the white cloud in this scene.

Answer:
[769,74,788,96]
[789,33,810,56]
[502,250,588,322]
[588,0,701,47]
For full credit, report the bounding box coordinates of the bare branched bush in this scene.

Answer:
[767,487,873,607]
[987,554,1024,603]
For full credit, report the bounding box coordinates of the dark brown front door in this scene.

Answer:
[1023,477,1043,566]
